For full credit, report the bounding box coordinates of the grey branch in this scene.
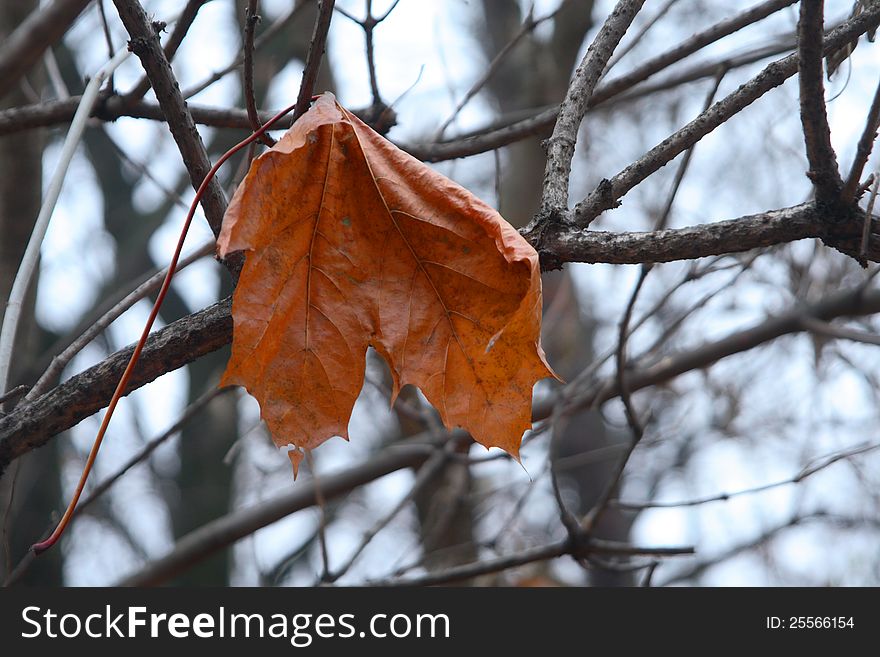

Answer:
[540,0,645,216]
[534,202,880,269]
[571,3,880,226]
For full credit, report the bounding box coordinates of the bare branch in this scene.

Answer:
[799,315,880,347]
[111,0,228,238]
[534,203,880,269]
[540,0,645,217]
[292,0,335,122]
[842,75,880,202]
[798,0,843,201]
[596,0,798,105]
[613,441,880,510]
[243,0,275,147]
[0,298,233,476]
[76,387,232,514]
[370,537,693,587]
[24,242,214,403]
[123,0,209,104]
[571,3,880,226]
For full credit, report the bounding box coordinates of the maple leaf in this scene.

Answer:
[217,93,555,459]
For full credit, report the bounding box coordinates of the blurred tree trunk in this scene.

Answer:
[0,0,62,585]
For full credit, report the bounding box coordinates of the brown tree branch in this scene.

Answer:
[292,0,335,122]
[0,0,93,100]
[243,0,275,147]
[111,0,228,237]
[122,0,209,104]
[797,0,843,201]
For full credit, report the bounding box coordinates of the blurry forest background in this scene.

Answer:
[2,0,880,586]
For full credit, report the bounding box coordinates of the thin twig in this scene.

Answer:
[577,267,651,534]
[842,76,880,202]
[653,69,727,231]
[123,0,209,104]
[0,0,93,100]
[325,447,449,583]
[433,2,562,141]
[613,441,880,510]
[243,0,275,147]
[97,0,116,90]
[305,450,331,582]
[118,444,433,586]
[369,536,693,587]
[42,48,69,100]
[182,0,309,100]
[292,0,336,122]
[861,171,880,260]
[25,242,214,403]
[77,387,230,514]
[604,0,679,72]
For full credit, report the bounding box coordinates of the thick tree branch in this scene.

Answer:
[798,0,843,201]
[0,0,93,100]
[570,3,880,226]
[111,0,228,237]
[540,0,645,217]
[3,202,879,474]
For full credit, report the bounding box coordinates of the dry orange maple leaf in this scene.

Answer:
[217,93,555,462]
